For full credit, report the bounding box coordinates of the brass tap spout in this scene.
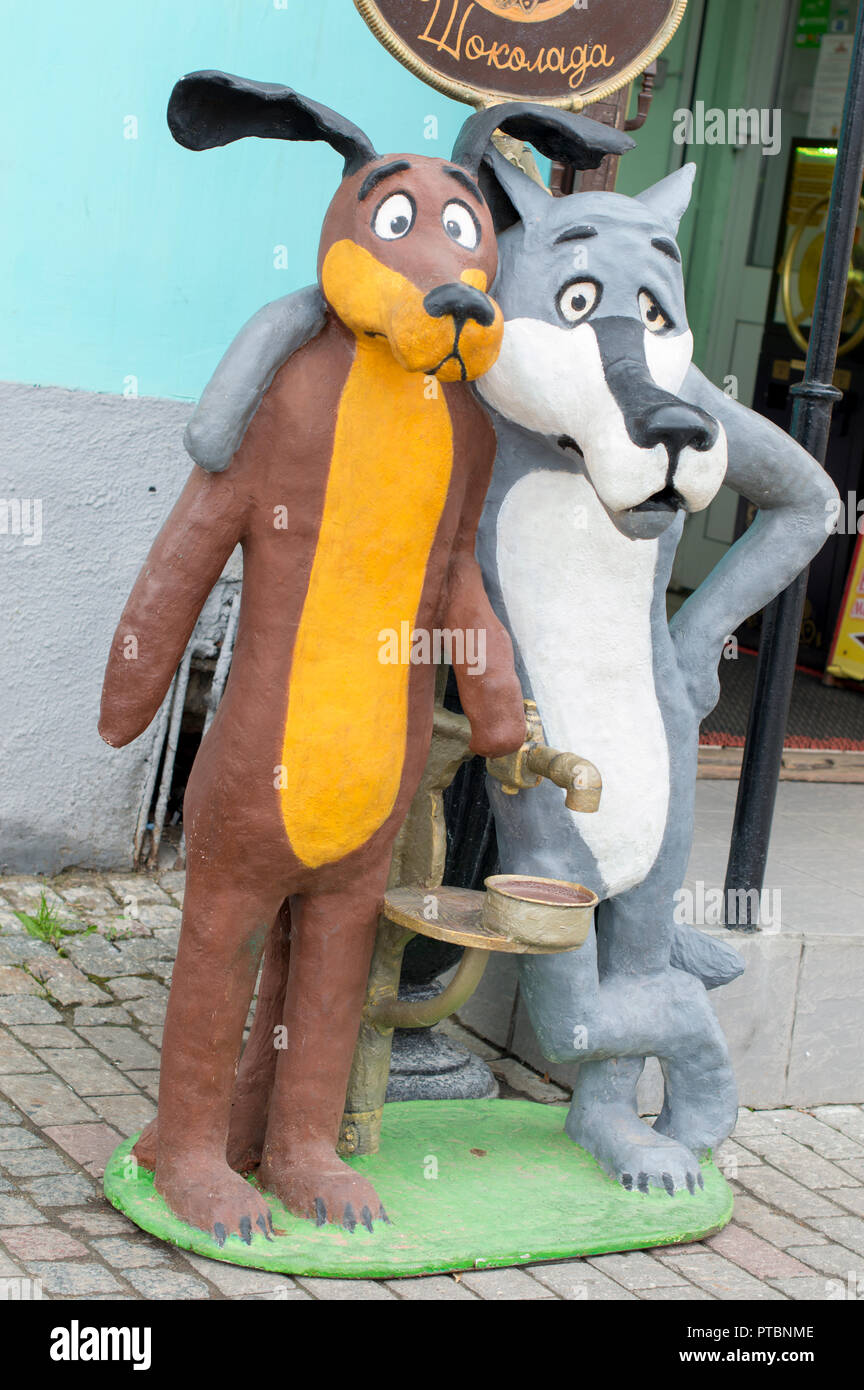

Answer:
[486,699,602,814]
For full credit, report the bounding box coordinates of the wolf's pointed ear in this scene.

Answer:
[453,102,633,232]
[636,163,697,233]
[167,70,378,178]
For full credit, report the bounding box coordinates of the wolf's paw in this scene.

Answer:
[155,1157,274,1245]
[258,1148,388,1231]
[567,1102,704,1195]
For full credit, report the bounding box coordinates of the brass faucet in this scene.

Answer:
[486,699,602,813]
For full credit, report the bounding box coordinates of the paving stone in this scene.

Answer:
[60,1209,132,1236]
[811,1106,864,1146]
[0,1127,42,1150]
[786,1242,864,1278]
[0,940,54,967]
[768,1275,840,1300]
[0,1101,23,1125]
[0,1226,88,1260]
[122,1267,211,1299]
[0,1252,26,1277]
[706,1223,810,1279]
[529,1262,636,1300]
[0,1074,96,1126]
[811,1215,864,1257]
[0,1033,47,1075]
[89,1094,156,1133]
[9,1026,85,1050]
[739,1134,855,1188]
[126,905,182,931]
[27,1261,121,1294]
[182,1253,304,1295]
[146,960,174,983]
[734,1164,842,1219]
[74,1027,160,1070]
[2,883,69,915]
[105,877,172,906]
[765,1109,864,1160]
[20,1174,98,1206]
[821,1186,864,1218]
[141,1026,163,1050]
[438,1017,502,1062]
[152,928,180,954]
[0,1148,74,1177]
[124,1071,159,1099]
[837,1158,864,1183]
[730,1194,827,1248]
[0,967,42,997]
[733,1108,781,1138]
[37,1048,134,1097]
[73,1006,131,1026]
[0,1195,46,1226]
[43,1123,122,1177]
[56,885,120,916]
[384,1274,477,1299]
[640,1285,716,1300]
[488,1058,568,1103]
[126,998,167,1027]
[0,998,61,1025]
[157,872,186,898]
[28,958,110,1007]
[656,1249,787,1300]
[106,978,168,1002]
[62,936,127,977]
[587,1250,687,1289]
[294,1276,398,1300]
[91,1236,169,1268]
[0,909,25,936]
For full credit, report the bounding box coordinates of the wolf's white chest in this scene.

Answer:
[495,469,670,897]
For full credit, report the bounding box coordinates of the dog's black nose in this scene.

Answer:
[424,283,495,330]
[642,402,718,456]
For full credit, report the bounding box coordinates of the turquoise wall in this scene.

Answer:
[3,1,477,401]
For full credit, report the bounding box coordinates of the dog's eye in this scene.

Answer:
[372,192,416,241]
[557,280,599,325]
[639,290,672,333]
[442,201,480,250]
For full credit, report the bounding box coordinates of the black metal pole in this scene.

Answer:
[724,6,864,928]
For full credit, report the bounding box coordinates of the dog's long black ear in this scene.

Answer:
[453,103,634,230]
[168,70,378,178]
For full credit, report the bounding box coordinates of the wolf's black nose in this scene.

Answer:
[642,403,718,456]
[424,283,495,330]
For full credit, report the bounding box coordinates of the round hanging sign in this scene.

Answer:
[355,0,687,109]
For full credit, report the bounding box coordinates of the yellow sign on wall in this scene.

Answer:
[828,535,864,681]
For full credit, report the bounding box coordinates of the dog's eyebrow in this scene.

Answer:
[554,225,598,244]
[444,166,483,204]
[651,236,681,263]
[358,160,412,201]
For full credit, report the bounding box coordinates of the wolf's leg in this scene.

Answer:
[654,999,739,1156]
[227,899,292,1173]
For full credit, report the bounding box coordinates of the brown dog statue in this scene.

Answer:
[99,70,627,1244]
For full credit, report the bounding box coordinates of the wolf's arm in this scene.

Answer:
[184,286,327,471]
[670,364,839,715]
[99,467,248,747]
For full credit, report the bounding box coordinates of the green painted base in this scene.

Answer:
[103,1100,733,1279]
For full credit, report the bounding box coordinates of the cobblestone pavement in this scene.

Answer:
[0,867,862,1302]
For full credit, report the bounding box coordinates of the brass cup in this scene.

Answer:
[481,874,598,950]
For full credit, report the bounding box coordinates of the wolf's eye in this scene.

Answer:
[373,193,416,241]
[557,279,600,325]
[639,290,672,333]
[442,201,480,250]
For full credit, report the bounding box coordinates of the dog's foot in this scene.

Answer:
[155,1156,274,1245]
[132,1118,158,1172]
[258,1148,388,1231]
[567,1101,704,1195]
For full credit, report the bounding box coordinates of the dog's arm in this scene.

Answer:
[444,415,526,759]
[99,467,249,747]
[184,286,328,472]
[670,363,839,715]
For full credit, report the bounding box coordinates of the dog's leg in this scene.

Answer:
[140,857,281,1243]
[258,873,387,1230]
[227,899,292,1173]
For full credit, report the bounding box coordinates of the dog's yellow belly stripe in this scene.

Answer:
[280,346,453,867]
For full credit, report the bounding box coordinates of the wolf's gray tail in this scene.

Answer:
[670,923,745,990]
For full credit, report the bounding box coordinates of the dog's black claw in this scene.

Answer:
[314,1197,327,1227]
[637,1171,650,1194]
[686,1172,696,1195]
[697,1171,705,1190]
[662,1172,675,1197]
[213,1222,227,1248]
[361,1204,374,1233]
[378,1205,391,1224]
[256,1213,272,1240]
[621,1172,634,1191]
[343,1202,357,1233]
[239,1215,253,1245]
